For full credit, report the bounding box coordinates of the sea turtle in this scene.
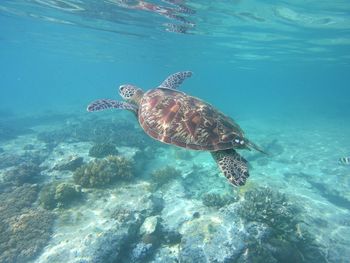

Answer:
[87,71,264,186]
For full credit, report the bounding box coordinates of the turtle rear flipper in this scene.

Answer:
[247,140,268,155]
[159,71,192,90]
[211,149,249,186]
[87,99,138,113]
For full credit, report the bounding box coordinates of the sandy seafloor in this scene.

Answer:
[1,110,350,263]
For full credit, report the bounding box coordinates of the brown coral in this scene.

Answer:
[73,155,134,188]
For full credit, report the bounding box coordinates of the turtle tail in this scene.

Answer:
[247,140,268,155]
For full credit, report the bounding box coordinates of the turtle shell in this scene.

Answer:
[138,88,247,151]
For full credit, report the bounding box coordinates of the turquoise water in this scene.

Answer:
[1,1,350,262]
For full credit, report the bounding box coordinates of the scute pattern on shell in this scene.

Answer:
[138,88,247,151]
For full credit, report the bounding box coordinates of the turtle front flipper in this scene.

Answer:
[87,99,138,113]
[211,149,249,186]
[159,71,192,90]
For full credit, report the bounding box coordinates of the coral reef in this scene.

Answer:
[3,209,55,263]
[1,112,344,263]
[74,118,157,148]
[237,187,298,232]
[0,122,33,142]
[3,162,42,186]
[0,150,48,170]
[0,154,26,169]
[131,242,153,262]
[36,117,159,149]
[0,155,21,169]
[0,184,54,263]
[201,193,237,208]
[38,184,57,210]
[179,220,245,263]
[0,184,39,215]
[150,166,182,188]
[55,183,82,206]
[236,180,258,198]
[89,143,118,158]
[37,129,70,146]
[182,164,234,199]
[39,182,82,210]
[132,215,182,262]
[236,187,327,263]
[52,155,84,171]
[73,156,134,188]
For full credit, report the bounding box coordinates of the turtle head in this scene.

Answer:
[119,84,143,105]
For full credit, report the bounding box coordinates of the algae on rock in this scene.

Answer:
[39,182,82,210]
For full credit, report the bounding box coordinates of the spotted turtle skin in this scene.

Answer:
[138,88,247,151]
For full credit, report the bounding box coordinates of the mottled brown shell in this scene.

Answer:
[138,88,247,151]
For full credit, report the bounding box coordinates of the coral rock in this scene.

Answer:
[39,182,82,210]
[140,216,159,236]
[53,155,84,171]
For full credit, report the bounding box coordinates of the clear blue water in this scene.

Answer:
[1,1,350,263]
[1,0,349,117]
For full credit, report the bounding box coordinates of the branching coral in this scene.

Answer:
[150,166,182,188]
[202,193,236,208]
[73,155,134,188]
[236,187,327,263]
[89,143,118,158]
[237,187,298,232]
